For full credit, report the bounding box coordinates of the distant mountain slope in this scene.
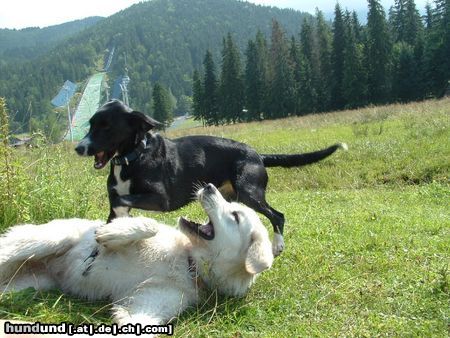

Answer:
[99,0,309,111]
[0,17,103,61]
[1,0,310,131]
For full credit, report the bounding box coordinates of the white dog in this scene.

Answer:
[0,184,273,329]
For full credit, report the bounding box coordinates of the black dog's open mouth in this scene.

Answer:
[179,217,215,240]
[94,151,115,169]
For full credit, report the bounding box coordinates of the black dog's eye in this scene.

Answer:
[231,211,240,224]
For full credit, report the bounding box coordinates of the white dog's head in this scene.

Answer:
[179,184,274,297]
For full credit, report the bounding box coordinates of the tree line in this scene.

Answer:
[192,0,450,126]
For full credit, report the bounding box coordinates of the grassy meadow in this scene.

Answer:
[0,98,449,337]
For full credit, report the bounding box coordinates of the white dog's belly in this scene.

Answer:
[48,229,194,302]
[52,246,144,300]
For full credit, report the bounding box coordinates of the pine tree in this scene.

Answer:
[343,11,368,108]
[390,0,407,41]
[266,20,295,119]
[202,50,219,125]
[298,18,317,114]
[390,0,425,101]
[289,36,302,115]
[192,70,205,123]
[351,11,364,43]
[152,82,173,130]
[424,2,433,30]
[366,0,393,104]
[316,9,332,112]
[392,42,419,101]
[300,18,314,62]
[405,0,423,45]
[439,0,450,92]
[245,40,257,120]
[245,31,269,121]
[219,33,245,123]
[331,3,347,109]
[425,0,450,95]
[255,31,269,109]
[390,0,422,45]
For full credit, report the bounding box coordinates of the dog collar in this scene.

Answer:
[111,135,149,166]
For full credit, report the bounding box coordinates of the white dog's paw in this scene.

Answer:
[96,217,159,250]
[272,234,285,257]
[95,223,132,249]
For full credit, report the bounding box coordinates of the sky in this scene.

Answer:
[0,0,430,29]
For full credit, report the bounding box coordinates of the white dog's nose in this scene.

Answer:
[204,183,220,195]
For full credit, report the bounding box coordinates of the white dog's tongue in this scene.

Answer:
[179,217,215,240]
[199,222,213,237]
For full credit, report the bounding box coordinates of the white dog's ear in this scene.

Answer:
[245,232,274,275]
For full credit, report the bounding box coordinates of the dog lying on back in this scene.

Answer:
[0,184,273,328]
[75,100,347,255]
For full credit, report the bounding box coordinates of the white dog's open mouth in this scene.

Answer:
[179,217,215,240]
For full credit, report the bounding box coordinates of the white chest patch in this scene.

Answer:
[113,165,131,217]
[113,166,131,195]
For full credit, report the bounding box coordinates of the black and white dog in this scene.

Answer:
[75,100,347,255]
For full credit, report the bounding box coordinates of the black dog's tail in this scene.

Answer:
[261,143,348,168]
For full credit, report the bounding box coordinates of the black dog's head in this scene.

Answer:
[75,100,159,169]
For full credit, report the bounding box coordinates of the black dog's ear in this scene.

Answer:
[129,111,161,132]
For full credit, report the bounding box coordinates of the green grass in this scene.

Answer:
[168,116,203,131]
[0,98,449,337]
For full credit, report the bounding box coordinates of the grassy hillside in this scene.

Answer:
[0,99,449,336]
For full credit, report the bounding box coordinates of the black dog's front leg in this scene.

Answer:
[107,187,131,222]
[108,203,131,222]
[107,175,128,222]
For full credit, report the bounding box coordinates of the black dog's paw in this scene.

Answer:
[272,234,285,257]
[111,197,131,218]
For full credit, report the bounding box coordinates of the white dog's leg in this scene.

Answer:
[272,233,285,256]
[0,219,97,292]
[0,219,97,264]
[113,306,163,326]
[1,266,57,293]
[112,286,192,328]
[95,217,160,250]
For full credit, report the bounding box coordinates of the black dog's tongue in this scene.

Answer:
[94,151,107,169]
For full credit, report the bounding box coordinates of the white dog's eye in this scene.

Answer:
[231,211,240,224]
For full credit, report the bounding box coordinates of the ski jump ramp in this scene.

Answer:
[66,72,105,141]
